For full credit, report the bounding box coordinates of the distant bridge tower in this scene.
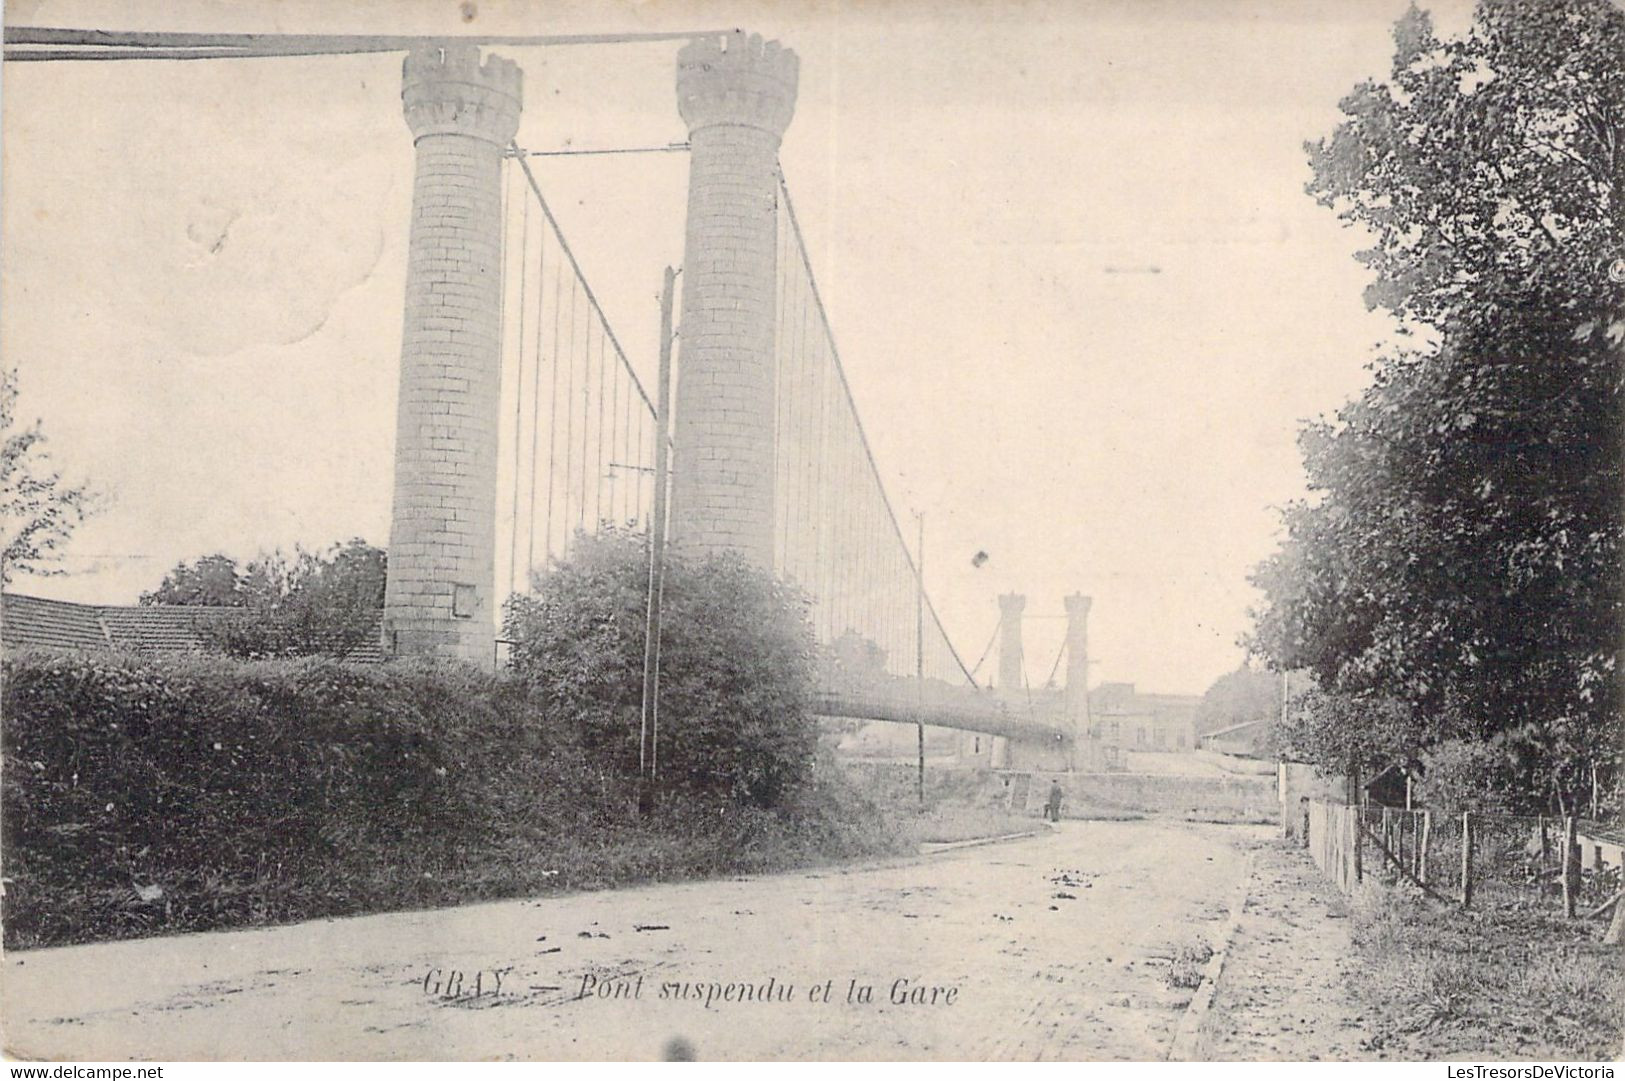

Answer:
[1064,593,1092,723]
[382,45,522,668]
[997,593,1026,693]
[670,32,799,565]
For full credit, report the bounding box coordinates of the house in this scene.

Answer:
[0,592,383,662]
[1088,682,1199,753]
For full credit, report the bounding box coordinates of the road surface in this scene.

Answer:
[4,820,1267,1060]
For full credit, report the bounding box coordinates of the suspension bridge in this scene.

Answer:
[5,25,1090,767]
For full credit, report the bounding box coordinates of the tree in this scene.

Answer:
[1249,0,1623,812]
[1306,0,1623,333]
[820,629,892,699]
[1270,688,1426,777]
[0,368,97,586]
[143,539,386,659]
[1195,664,1286,738]
[140,553,246,607]
[503,530,819,808]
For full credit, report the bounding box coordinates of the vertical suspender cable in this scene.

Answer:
[510,188,529,594]
[540,265,562,570]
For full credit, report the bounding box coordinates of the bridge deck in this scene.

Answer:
[809,690,1073,743]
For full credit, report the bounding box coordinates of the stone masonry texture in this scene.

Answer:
[383,45,521,668]
[670,32,799,567]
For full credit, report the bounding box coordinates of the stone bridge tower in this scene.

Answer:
[382,45,522,668]
[997,593,1026,694]
[1064,593,1092,723]
[669,32,799,565]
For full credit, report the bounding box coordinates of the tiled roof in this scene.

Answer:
[0,594,109,652]
[1202,718,1270,740]
[2,593,383,663]
[98,604,233,654]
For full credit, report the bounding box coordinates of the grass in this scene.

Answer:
[839,761,1048,844]
[6,758,1047,951]
[1165,940,1216,990]
[906,803,1036,845]
[1347,891,1625,1060]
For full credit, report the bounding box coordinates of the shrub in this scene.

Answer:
[1418,738,1528,814]
[504,530,820,808]
[0,650,590,947]
[1,648,909,949]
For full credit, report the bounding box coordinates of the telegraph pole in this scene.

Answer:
[638,266,676,816]
[915,511,926,808]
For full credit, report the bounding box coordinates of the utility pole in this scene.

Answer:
[638,266,676,816]
[915,511,926,808]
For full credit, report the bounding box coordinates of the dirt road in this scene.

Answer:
[4,821,1267,1061]
[1198,840,1370,1060]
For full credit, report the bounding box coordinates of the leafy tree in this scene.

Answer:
[0,368,97,585]
[143,539,386,660]
[140,553,247,607]
[1417,737,1531,814]
[1249,0,1623,812]
[1195,664,1287,738]
[503,530,819,808]
[1269,688,1426,777]
[1306,0,1622,332]
[820,629,892,700]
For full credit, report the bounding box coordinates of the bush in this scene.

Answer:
[1418,738,1529,814]
[504,530,819,808]
[0,650,583,946]
[1,649,910,949]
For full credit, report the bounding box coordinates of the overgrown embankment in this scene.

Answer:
[1346,891,1625,1060]
[839,762,1036,843]
[2,651,935,951]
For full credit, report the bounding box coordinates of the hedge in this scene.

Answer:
[1,650,907,949]
[3,650,599,947]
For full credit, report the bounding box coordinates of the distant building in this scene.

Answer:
[0,592,382,662]
[1200,718,1272,757]
[1089,682,1199,754]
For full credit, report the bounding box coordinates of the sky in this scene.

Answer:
[1,0,1478,695]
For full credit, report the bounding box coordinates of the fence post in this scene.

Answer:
[1418,810,1431,885]
[1562,815,1579,918]
[1540,815,1550,861]
[1460,811,1474,908]
[1353,805,1364,885]
[1300,797,1310,849]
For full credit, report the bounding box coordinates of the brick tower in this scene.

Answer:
[670,32,799,565]
[382,45,522,668]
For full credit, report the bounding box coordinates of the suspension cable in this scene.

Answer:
[776,167,977,686]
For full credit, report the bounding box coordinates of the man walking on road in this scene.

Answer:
[1045,780,1064,822]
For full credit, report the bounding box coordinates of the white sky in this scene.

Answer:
[1,0,1476,695]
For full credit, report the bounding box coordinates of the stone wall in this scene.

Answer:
[842,762,1277,823]
[1022,770,1277,823]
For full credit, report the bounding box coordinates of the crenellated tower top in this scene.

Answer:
[402,44,523,146]
[676,31,799,138]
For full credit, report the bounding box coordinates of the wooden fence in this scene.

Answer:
[1301,798,1623,938]
[1305,798,1361,895]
